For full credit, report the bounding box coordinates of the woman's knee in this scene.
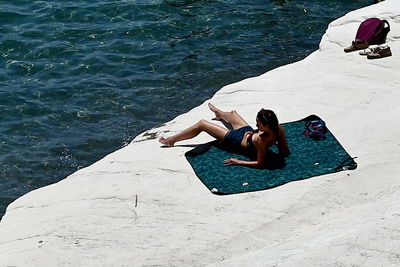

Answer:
[196,119,208,130]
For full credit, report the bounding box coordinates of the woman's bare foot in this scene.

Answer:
[208,103,222,120]
[159,137,175,147]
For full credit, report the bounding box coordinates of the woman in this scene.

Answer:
[159,103,290,168]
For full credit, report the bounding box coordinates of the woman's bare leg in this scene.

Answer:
[159,119,228,147]
[208,103,248,130]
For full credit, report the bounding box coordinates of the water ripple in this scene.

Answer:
[0,0,370,218]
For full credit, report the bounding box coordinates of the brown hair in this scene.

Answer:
[257,109,279,138]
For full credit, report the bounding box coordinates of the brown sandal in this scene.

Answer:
[344,40,369,53]
[367,46,392,59]
[359,47,380,56]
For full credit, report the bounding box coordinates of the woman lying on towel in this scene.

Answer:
[159,103,290,168]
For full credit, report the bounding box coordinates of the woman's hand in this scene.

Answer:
[223,158,240,166]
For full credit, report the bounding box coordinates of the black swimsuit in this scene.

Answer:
[224,126,258,156]
[246,131,257,155]
[224,126,253,150]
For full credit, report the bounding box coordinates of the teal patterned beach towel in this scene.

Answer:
[185,115,357,195]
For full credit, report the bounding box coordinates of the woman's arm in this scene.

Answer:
[224,141,266,168]
[223,158,263,168]
[278,126,290,157]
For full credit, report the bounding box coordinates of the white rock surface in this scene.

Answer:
[1,1,400,266]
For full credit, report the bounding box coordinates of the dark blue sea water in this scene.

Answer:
[0,0,370,218]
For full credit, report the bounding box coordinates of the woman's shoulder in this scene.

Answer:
[255,131,275,146]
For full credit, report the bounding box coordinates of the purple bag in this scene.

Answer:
[355,18,390,45]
